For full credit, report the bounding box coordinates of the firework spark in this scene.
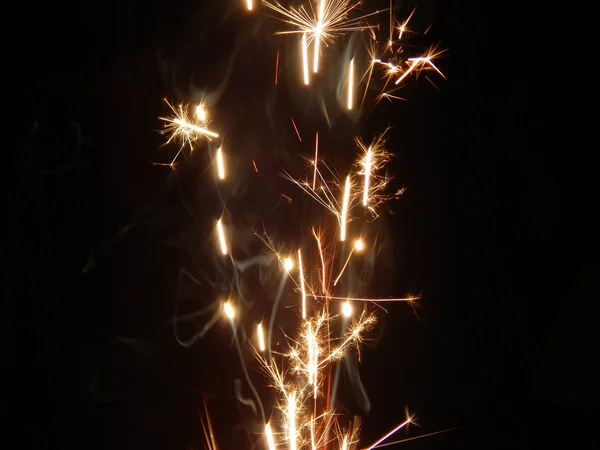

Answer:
[159,100,219,167]
[264,0,379,82]
[156,3,447,449]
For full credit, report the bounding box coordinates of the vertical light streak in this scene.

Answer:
[302,33,310,85]
[313,0,325,73]
[287,392,298,450]
[275,49,280,85]
[257,323,266,351]
[313,229,327,294]
[362,146,372,206]
[310,415,317,449]
[341,434,349,450]
[312,132,319,190]
[340,175,351,241]
[347,58,355,110]
[246,0,253,11]
[216,218,227,255]
[216,146,225,180]
[265,423,276,450]
[298,249,307,319]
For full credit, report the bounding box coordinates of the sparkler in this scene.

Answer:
[156,1,446,449]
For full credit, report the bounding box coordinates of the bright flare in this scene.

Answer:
[342,301,352,317]
[223,301,235,319]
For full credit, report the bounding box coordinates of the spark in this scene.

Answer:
[159,100,219,166]
[157,4,445,450]
[264,0,379,77]
[333,238,364,286]
[363,416,413,450]
[292,117,303,141]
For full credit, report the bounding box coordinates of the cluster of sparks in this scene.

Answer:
[158,1,446,449]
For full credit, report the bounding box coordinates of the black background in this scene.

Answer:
[11,1,597,449]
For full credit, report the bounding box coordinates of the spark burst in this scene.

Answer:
[158,100,219,167]
[156,1,446,449]
[263,0,378,82]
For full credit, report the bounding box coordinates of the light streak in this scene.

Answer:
[216,218,227,255]
[257,323,266,351]
[363,416,412,450]
[362,146,372,206]
[312,132,319,190]
[298,249,307,319]
[246,0,253,11]
[292,117,303,141]
[340,175,351,241]
[302,33,310,85]
[347,57,354,110]
[265,423,277,450]
[216,146,225,180]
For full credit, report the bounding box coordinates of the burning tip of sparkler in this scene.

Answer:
[354,239,364,251]
[223,301,236,319]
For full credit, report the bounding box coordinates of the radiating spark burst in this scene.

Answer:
[158,100,219,166]
[263,0,379,81]
[360,7,446,106]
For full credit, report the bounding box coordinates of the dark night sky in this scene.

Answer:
[11,1,598,449]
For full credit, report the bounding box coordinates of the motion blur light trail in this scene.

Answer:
[156,1,445,449]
